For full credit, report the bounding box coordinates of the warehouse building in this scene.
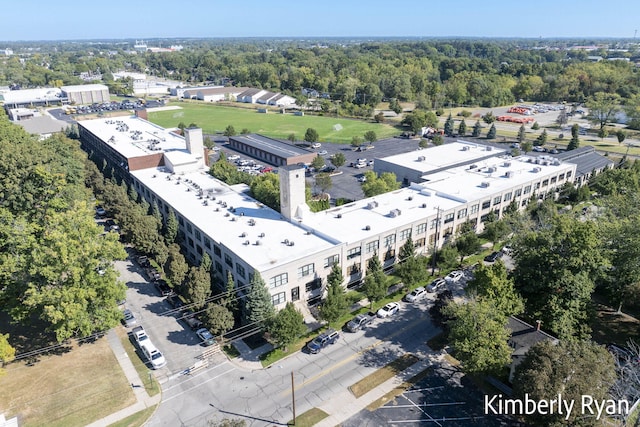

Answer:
[61,84,110,105]
[227,134,317,166]
[78,116,578,310]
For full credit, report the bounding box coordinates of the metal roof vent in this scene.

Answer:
[364,225,371,231]
[487,167,496,173]
[336,214,342,218]
[532,167,541,173]
[486,146,493,151]
[469,164,478,169]
[505,171,514,178]
[481,182,491,188]
[367,201,378,209]
[243,240,250,245]
[255,240,261,246]
[417,156,426,161]
[421,203,427,208]
[240,232,247,238]
[259,232,265,238]
[503,162,511,167]
[462,146,470,151]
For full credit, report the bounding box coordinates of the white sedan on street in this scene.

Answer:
[377,302,400,318]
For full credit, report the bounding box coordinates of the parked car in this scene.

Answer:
[358,175,367,183]
[484,251,503,263]
[427,278,446,293]
[140,341,166,369]
[227,155,240,161]
[404,286,427,303]
[345,312,375,332]
[95,206,107,217]
[306,329,340,354]
[318,150,328,156]
[377,302,400,318]
[154,280,173,297]
[181,311,204,330]
[122,309,137,327]
[196,328,216,346]
[136,255,150,268]
[445,270,464,283]
[501,245,513,256]
[132,326,149,346]
[145,267,162,282]
[166,294,185,309]
[311,143,321,149]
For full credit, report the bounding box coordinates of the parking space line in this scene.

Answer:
[404,386,445,393]
[404,395,442,427]
[380,402,465,408]
[387,417,478,423]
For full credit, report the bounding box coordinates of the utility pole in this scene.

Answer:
[291,371,296,425]
[430,207,441,276]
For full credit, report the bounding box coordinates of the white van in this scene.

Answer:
[140,341,166,369]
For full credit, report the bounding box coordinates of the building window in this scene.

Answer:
[196,245,203,255]
[493,196,502,205]
[187,237,194,248]
[195,229,202,241]
[443,213,454,224]
[482,200,491,210]
[187,223,193,233]
[365,240,379,254]
[271,292,286,306]
[213,245,221,257]
[383,234,396,247]
[297,263,315,278]
[542,179,549,187]
[551,176,557,184]
[457,208,467,219]
[559,173,565,180]
[204,238,211,249]
[523,185,532,194]
[430,219,438,229]
[347,247,361,259]
[534,182,540,190]
[514,188,522,198]
[269,273,288,289]
[415,237,426,248]
[348,263,361,275]
[324,255,339,268]
[236,263,246,279]
[224,254,233,267]
[416,223,427,234]
[385,249,396,261]
[305,278,322,292]
[399,228,411,241]
[567,171,572,178]
[470,204,479,214]
[178,216,184,226]
[504,192,512,202]
[215,261,222,273]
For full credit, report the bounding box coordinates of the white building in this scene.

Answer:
[61,84,110,105]
[78,117,577,309]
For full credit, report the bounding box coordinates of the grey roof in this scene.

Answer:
[237,88,262,98]
[16,116,67,135]
[198,86,248,96]
[507,317,557,356]
[257,91,278,102]
[229,134,312,158]
[555,146,614,177]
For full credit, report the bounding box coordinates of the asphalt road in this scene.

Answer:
[146,297,441,426]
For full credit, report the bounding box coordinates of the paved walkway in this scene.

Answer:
[86,330,161,427]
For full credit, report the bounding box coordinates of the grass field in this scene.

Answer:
[349,353,419,398]
[147,103,400,143]
[0,336,135,427]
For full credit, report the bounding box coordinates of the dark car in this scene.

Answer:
[306,329,340,354]
[181,310,204,330]
[154,280,173,297]
[136,255,150,268]
[145,267,162,282]
[484,251,503,263]
[166,294,185,309]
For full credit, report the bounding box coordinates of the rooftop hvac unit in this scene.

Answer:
[486,146,493,151]
[389,209,402,217]
[243,240,250,245]
[367,201,378,209]
[469,164,478,169]
[240,232,247,238]
[255,240,261,246]
[481,182,491,188]
[503,162,511,167]
[505,171,514,178]
[532,167,541,173]
[462,146,470,151]
[487,167,496,173]
[336,214,342,219]
[364,225,371,231]
[553,160,560,166]
[417,156,426,161]
[421,203,427,208]
[259,232,265,237]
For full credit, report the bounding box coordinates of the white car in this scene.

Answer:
[427,278,446,293]
[445,270,464,283]
[132,326,149,346]
[140,342,166,369]
[196,328,216,346]
[227,154,240,161]
[318,150,328,156]
[377,302,400,318]
[311,143,321,149]
[404,287,426,302]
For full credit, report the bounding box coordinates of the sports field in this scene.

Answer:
[147,103,400,143]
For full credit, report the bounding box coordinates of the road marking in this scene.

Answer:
[163,360,231,392]
[162,366,235,402]
[404,394,442,427]
[280,312,430,397]
[387,417,477,423]
[379,402,465,408]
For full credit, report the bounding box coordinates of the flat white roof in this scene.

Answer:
[79,116,188,159]
[61,84,108,92]
[421,154,575,202]
[300,186,461,246]
[0,87,62,103]
[130,167,337,272]
[379,140,505,174]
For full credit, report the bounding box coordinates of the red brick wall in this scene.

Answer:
[128,153,164,171]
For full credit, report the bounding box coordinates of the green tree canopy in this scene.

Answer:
[330,152,346,169]
[201,303,234,337]
[455,231,481,263]
[443,298,512,375]
[268,302,306,350]
[165,243,188,287]
[361,171,400,197]
[304,128,319,143]
[243,272,276,330]
[363,130,377,143]
[466,261,524,316]
[224,125,236,136]
[319,264,348,323]
[362,255,387,308]
[183,265,211,310]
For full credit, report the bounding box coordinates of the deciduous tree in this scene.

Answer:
[587,91,621,130]
[304,128,319,143]
[202,303,234,337]
[268,302,306,350]
[330,152,346,170]
[466,261,524,316]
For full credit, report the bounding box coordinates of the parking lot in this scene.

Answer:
[115,250,226,382]
[212,135,453,202]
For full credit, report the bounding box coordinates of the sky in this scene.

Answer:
[2,0,640,41]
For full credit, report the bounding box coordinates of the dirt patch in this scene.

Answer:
[349,354,419,398]
[591,304,640,347]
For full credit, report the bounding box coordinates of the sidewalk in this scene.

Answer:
[229,339,273,371]
[86,329,161,427]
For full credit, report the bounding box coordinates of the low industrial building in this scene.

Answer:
[227,134,317,166]
[554,146,614,186]
[78,116,580,311]
[61,84,110,105]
